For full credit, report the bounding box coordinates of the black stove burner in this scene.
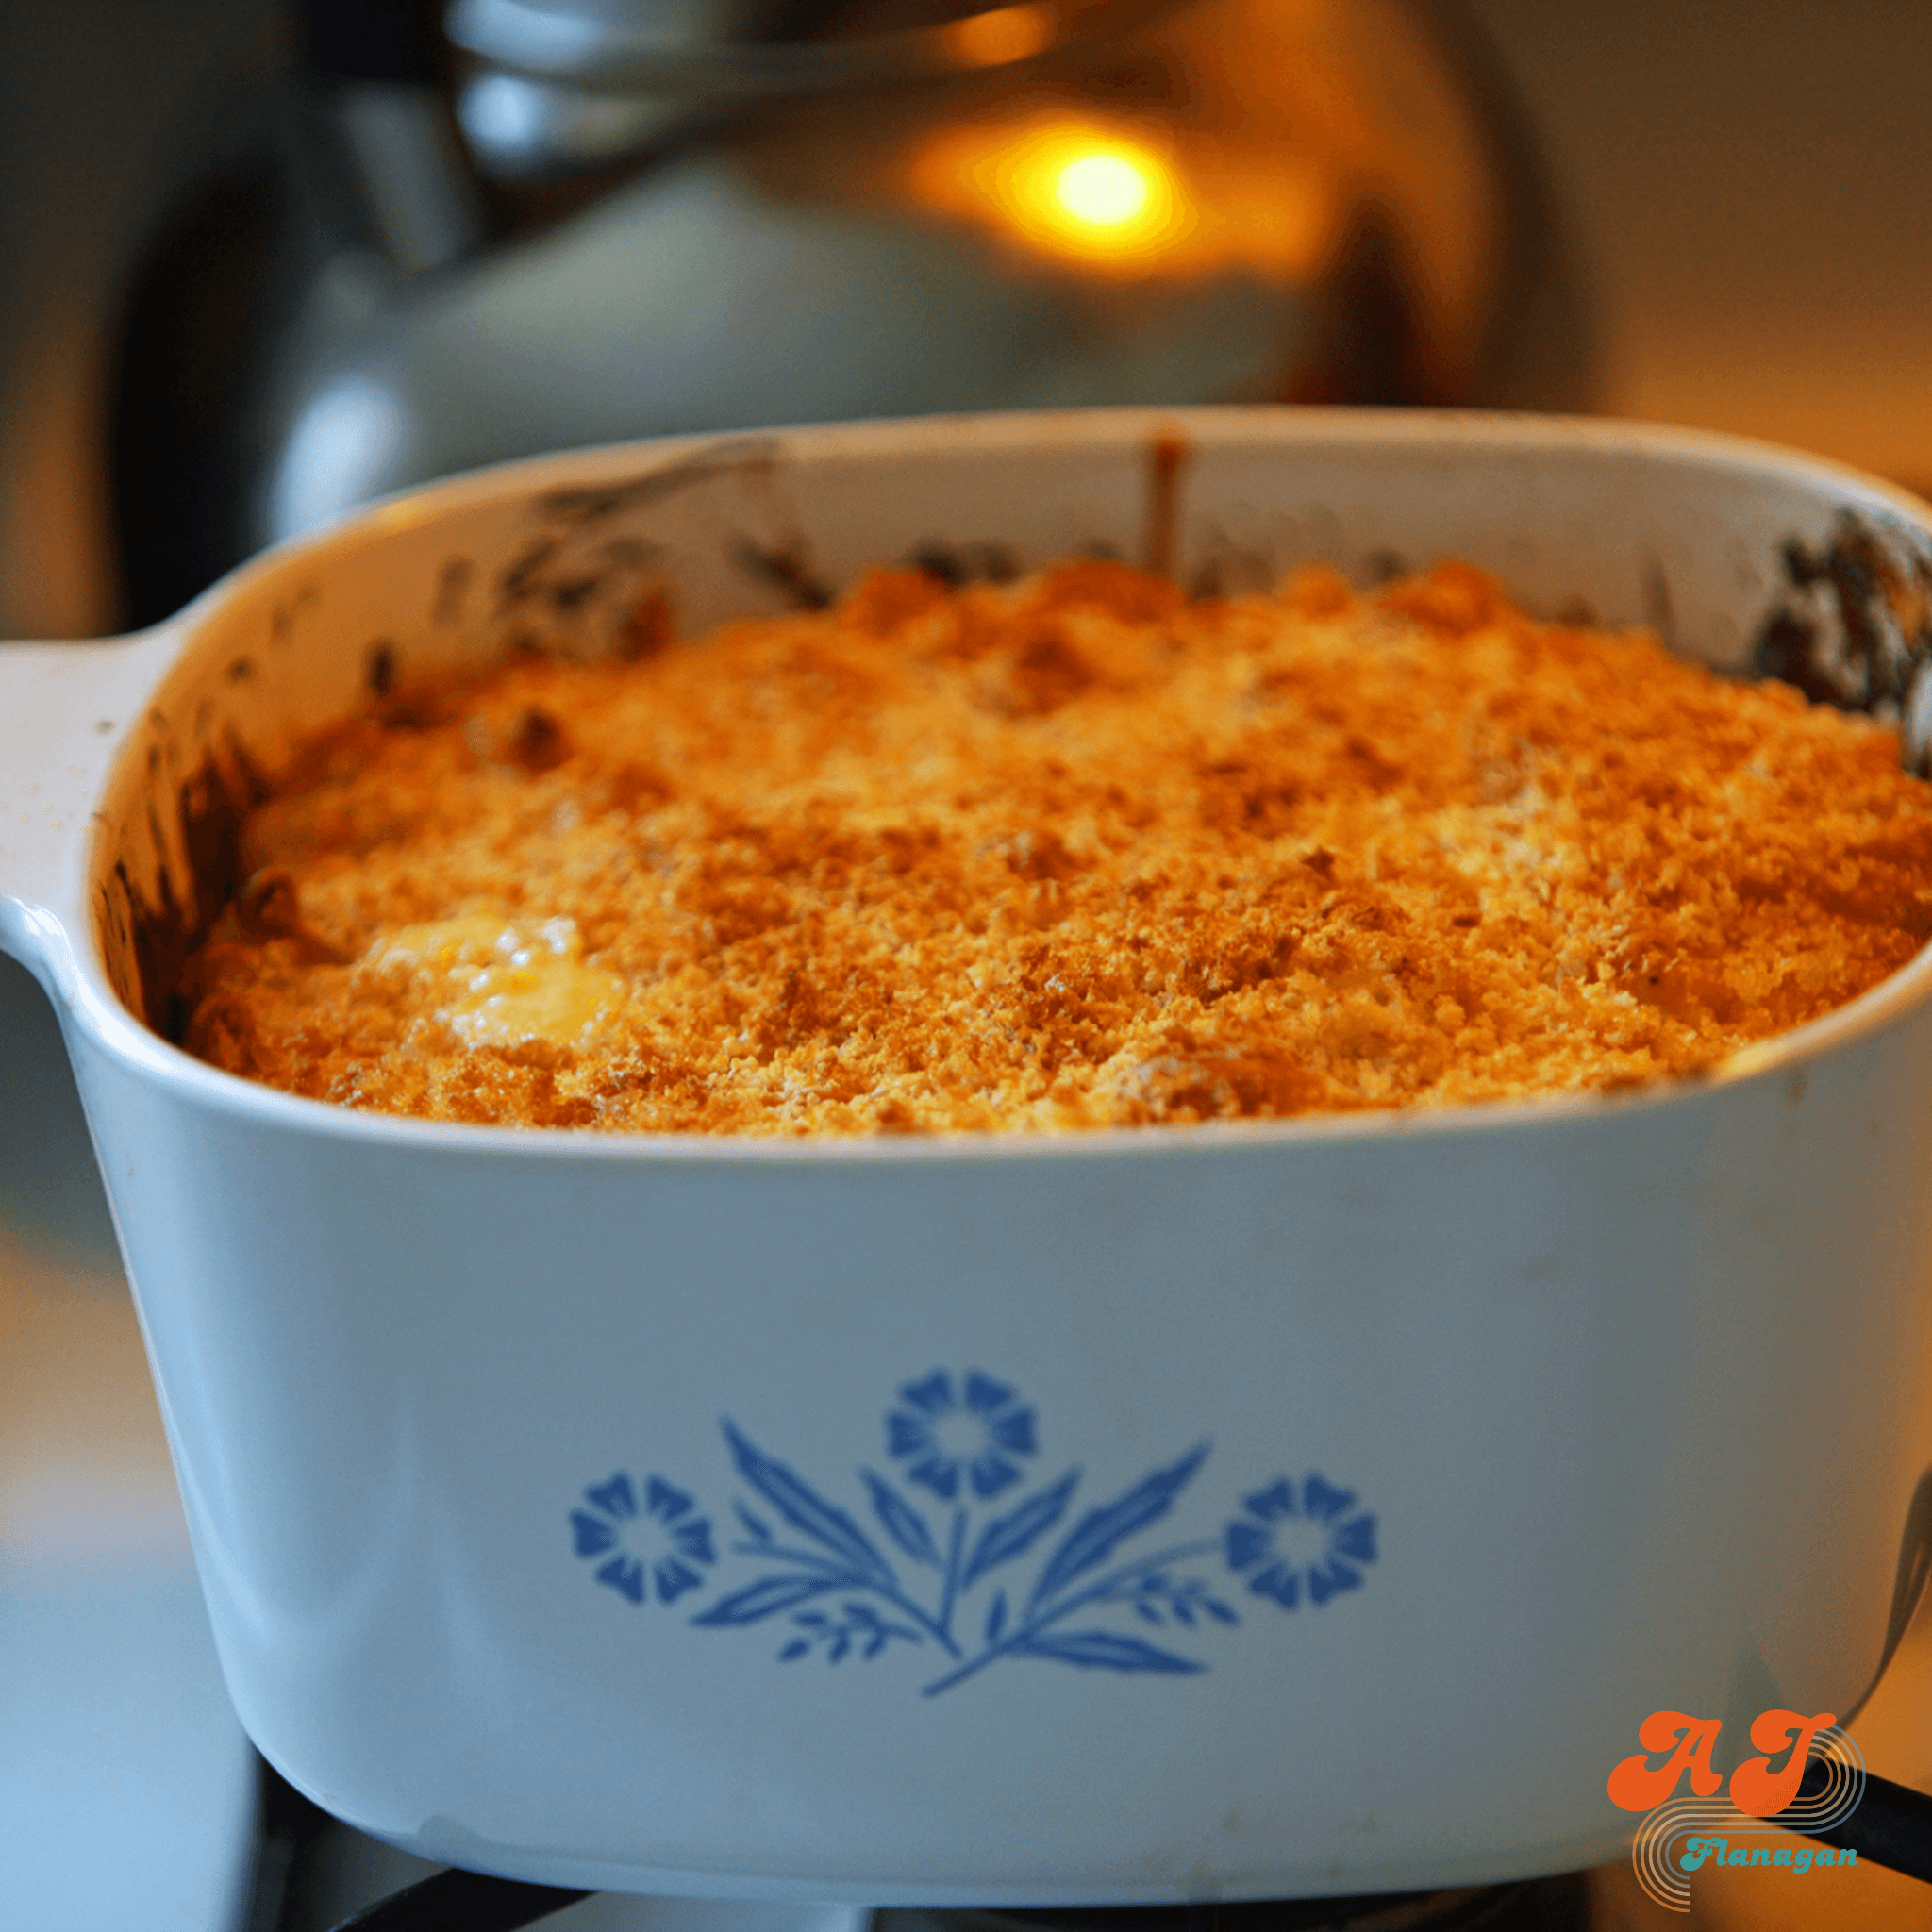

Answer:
[878,1880,1593,1932]
[324,1868,591,1931]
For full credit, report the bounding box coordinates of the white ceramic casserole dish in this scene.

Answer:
[4,408,1932,1905]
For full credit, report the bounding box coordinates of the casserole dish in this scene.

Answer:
[5,408,1932,1904]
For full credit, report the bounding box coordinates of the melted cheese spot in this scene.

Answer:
[371,916,625,1046]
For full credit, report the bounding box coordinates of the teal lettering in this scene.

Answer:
[1809,1849,1836,1870]
[1727,1849,1749,1866]
[1750,1848,1771,1866]
[1843,1848,1857,1866]
[1679,1838,1710,1873]
[1793,1848,1814,1874]
[1773,1847,1793,1867]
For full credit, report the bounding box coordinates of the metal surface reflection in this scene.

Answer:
[107,0,1594,624]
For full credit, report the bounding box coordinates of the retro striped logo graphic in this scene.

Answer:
[1610,1709,1866,1912]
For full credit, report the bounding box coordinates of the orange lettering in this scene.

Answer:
[1727,1710,1837,1818]
[1607,1711,1725,1811]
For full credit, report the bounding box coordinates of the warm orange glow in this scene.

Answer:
[940,2,1057,69]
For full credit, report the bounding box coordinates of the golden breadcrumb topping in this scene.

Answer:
[181,559,1932,1133]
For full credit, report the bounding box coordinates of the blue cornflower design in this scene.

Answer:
[886,1370,1038,1500]
[1224,1473,1376,1609]
[571,1472,716,1606]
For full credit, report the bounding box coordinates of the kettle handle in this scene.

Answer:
[1778,1762,1932,1887]
[0,627,181,986]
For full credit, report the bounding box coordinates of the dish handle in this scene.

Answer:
[0,626,180,983]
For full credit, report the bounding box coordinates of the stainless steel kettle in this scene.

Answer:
[109,0,1593,624]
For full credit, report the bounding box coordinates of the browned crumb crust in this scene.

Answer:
[181,559,1932,1133]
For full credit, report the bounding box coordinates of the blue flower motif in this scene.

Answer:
[886,1370,1039,1501]
[571,1472,716,1606]
[1224,1473,1376,1609]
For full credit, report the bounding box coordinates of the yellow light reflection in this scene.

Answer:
[1015,131,1181,258]
[907,82,1346,284]
[911,118,1191,269]
[1055,152,1150,227]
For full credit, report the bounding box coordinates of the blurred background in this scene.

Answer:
[5,2,1932,1926]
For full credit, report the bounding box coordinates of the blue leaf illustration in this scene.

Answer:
[1014,1630,1207,1674]
[723,1422,894,1586]
[985,1590,1008,1643]
[735,1502,774,1544]
[691,1573,841,1626]
[861,1469,941,1567]
[779,1598,924,1664]
[1027,1442,1210,1610]
[960,1468,1079,1592]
